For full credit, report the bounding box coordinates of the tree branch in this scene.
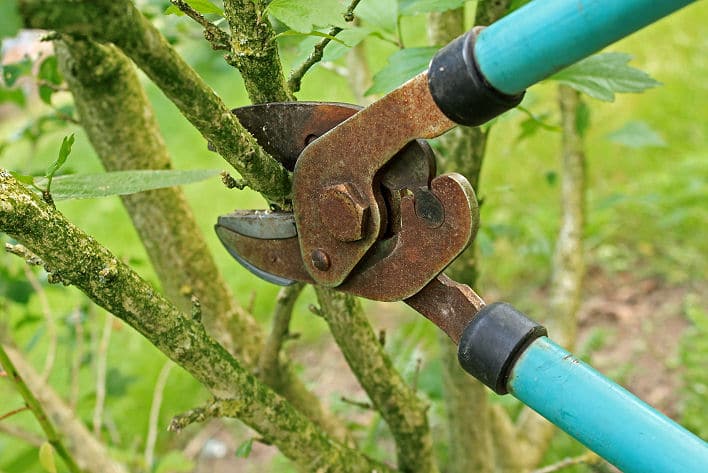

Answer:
[288,0,362,94]
[20,0,292,204]
[170,0,231,51]
[0,171,389,472]
[0,344,83,473]
[0,340,128,473]
[222,0,293,103]
[315,287,437,473]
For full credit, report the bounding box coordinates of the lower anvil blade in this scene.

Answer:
[214,223,313,286]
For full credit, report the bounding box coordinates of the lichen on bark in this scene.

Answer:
[0,170,389,472]
[19,0,292,205]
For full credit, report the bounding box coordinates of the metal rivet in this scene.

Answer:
[311,249,331,271]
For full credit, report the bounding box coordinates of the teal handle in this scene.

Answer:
[509,337,708,473]
[475,0,696,95]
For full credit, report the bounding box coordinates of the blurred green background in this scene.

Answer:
[0,1,706,471]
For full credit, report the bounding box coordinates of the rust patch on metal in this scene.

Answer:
[293,72,456,286]
[405,274,486,345]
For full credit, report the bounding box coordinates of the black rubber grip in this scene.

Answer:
[458,302,546,394]
[428,28,524,127]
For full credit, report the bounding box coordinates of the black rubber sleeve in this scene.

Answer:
[457,302,547,394]
[428,28,524,127]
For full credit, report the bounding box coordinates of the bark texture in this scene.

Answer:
[20,0,291,204]
[316,287,438,473]
[0,171,389,472]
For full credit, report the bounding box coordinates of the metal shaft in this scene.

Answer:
[509,337,708,473]
[475,0,696,95]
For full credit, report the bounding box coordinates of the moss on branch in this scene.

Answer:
[19,0,291,204]
[0,171,389,472]
[315,288,437,473]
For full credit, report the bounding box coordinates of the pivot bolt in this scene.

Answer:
[311,249,331,271]
[319,183,370,242]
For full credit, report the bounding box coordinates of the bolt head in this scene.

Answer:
[318,183,370,242]
[311,249,331,271]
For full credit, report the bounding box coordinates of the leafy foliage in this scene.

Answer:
[550,52,661,102]
[35,169,221,200]
[366,47,437,95]
[605,121,667,148]
[398,0,466,16]
[267,0,346,33]
[0,0,21,39]
[235,438,254,458]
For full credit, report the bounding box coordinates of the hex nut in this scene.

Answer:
[318,183,370,242]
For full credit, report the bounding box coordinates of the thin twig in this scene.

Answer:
[0,405,30,421]
[530,452,600,473]
[257,283,304,385]
[288,0,362,93]
[170,0,231,50]
[340,396,373,410]
[22,267,57,381]
[5,243,43,266]
[69,307,84,410]
[0,344,82,473]
[0,422,44,446]
[144,361,174,470]
[93,313,112,436]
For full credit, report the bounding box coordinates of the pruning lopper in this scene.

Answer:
[215,1,708,472]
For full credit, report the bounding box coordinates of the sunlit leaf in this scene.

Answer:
[366,47,437,95]
[9,171,35,185]
[38,442,57,473]
[165,0,223,16]
[398,0,466,16]
[605,121,667,148]
[235,438,254,458]
[322,27,373,61]
[45,134,75,181]
[35,169,221,200]
[266,0,346,33]
[356,0,398,36]
[2,57,32,87]
[276,29,347,45]
[0,84,25,106]
[550,52,660,102]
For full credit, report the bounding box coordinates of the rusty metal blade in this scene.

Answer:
[405,274,486,345]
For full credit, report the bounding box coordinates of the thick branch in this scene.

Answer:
[222,0,292,103]
[428,8,498,473]
[20,0,291,204]
[0,171,389,472]
[54,37,263,364]
[315,287,437,473]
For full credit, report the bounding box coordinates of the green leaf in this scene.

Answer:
[38,442,57,473]
[45,133,75,180]
[35,169,221,201]
[38,56,62,85]
[235,438,254,458]
[0,85,25,106]
[550,52,661,102]
[356,0,398,36]
[276,29,347,46]
[267,0,346,34]
[9,171,35,185]
[322,27,373,61]
[605,121,667,149]
[398,0,466,16]
[366,47,438,95]
[2,58,32,87]
[165,0,223,16]
[0,0,21,40]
